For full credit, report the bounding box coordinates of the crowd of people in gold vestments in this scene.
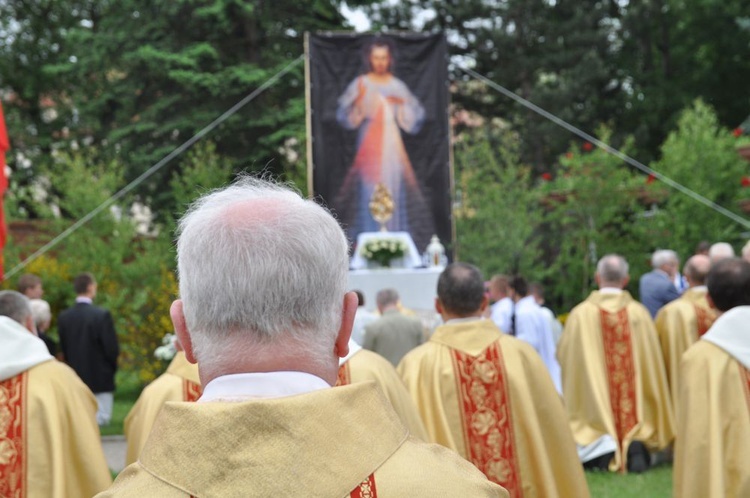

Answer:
[2,176,750,497]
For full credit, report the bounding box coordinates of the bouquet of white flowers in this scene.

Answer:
[359,238,408,267]
[154,333,178,361]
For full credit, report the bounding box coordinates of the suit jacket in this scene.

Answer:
[58,301,119,393]
[363,309,424,366]
[639,270,680,318]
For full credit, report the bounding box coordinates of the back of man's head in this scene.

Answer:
[706,258,750,312]
[709,242,735,264]
[175,177,350,370]
[73,272,96,295]
[651,249,678,270]
[509,275,528,298]
[375,289,399,310]
[0,290,33,328]
[17,274,42,297]
[683,255,711,287]
[695,241,711,256]
[437,263,485,317]
[596,254,630,288]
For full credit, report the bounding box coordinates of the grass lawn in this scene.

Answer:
[586,464,673,498]
[100,370,142,436]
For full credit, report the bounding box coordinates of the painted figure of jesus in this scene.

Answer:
[336,40,433,249]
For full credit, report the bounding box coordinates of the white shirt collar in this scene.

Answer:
[691,285,708,292]
[76,296,93,304]
[445,316,484,325]
[339,339,362,366]
[199,371,330,402]
[702,306,750,370]
[599,287,623,294]
[0,316,53,381]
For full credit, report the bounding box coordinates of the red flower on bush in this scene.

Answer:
[741,176,750,187]
[565,152,573,159]
[734,128,744,138]
[541,172,552,181]
[646,174,657,185]
[582,142,594,152]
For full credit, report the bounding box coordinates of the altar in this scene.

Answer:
[347,267,442,313]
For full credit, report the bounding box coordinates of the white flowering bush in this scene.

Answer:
[359,238,407,267]
[154,333,178,361]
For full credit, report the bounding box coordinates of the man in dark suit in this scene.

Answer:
[58,272,119,426]
[639,249,681,318]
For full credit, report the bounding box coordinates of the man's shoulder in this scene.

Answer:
[26,360,94,404]
[379,437,507,496]
[96,463,186,497]
[682,340,729,366]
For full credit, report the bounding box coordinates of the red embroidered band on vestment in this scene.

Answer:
[600,308,638,471]
[693,305,714,338]
[741,365,750,418]
[350,473,377,498]
[0,373,27,498]
[183,379,203,402]
[335,363,351,387]
[451,343,522,497]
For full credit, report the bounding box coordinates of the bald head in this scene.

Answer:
[595,254,630,289]
[683,255,711,287]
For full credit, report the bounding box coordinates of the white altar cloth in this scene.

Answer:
[347,267,442,312]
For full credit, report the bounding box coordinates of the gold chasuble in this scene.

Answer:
[398,319,588,498]
[125,351,202,465]
[99,383,507,497]
[336,347,429,440]
[654,287,716,407]
[0,360,112,497]
[674,306,750,498]
[558,291,675,472]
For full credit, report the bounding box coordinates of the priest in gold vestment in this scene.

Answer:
[337,339,428,440]
[399,263,589,498]
[124,349,202,465]
[558,254,675,473]
[0,291,112,498]
[100,178,506,497]
[674,258,750,498]
[654,254,716,407]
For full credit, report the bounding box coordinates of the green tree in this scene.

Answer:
[649,100,750,254]
[453,123,545,279]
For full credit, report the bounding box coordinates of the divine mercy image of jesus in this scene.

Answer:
[334,39,435,249]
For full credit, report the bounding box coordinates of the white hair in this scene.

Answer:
[29,299,51,328]
[175,177,350,366]
[709,242,735,263]
[596,254,629,285]
[651,249,678,269]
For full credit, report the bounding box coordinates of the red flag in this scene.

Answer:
[0,101,10,280]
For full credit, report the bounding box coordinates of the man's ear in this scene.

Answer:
[25,315,37,336]
[171,300,197,364]
[334,292,358,358]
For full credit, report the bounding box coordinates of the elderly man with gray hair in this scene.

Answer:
[559,254,675,473]
[708,241,735,263]
[99,177,506,497]
[639,249,681,317]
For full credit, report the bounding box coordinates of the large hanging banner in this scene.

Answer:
[306,32,452,256]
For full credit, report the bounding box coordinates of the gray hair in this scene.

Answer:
[651,249,678,269]
[376,288,399,308]
[596,254,630,286]
[29,299,52,328]
[0,290,32,325]
[175,177,349,366]
[709,242,735,263]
